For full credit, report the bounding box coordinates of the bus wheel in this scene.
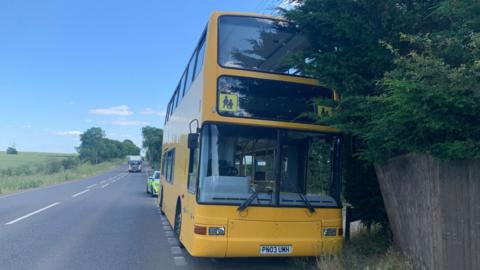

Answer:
[174,203,184,248]
[159,190,165,216]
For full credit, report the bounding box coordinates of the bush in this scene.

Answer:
[286,0,480,164]
[12,164,35,176]
[61,157,79,170]
[46,161,64,174]
[6,147,18,155]
[1,168,13,176]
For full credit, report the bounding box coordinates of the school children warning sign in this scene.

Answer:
[219,93,238,112]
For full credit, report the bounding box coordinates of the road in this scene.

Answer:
[0,165,313,270]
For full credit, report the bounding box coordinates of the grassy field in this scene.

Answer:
[0,152,124,195]
[0,151,75,170]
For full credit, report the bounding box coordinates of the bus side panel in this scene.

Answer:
[161,54,207,247]
[179,192,196,250]
[161,177,176,227]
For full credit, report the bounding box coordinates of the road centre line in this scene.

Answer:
[86,184,97,189]
[72,189,90,198]
[5,202,61,225]
[101,183,109,188]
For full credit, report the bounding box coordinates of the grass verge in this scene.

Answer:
[0,159,123,195]
[291,227,414,270]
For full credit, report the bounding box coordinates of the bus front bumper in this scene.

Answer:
[189,219,343,258]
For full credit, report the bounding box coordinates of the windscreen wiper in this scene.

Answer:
[237,191,258,212]
[297,192,316,214]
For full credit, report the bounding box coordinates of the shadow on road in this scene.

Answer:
[187,256,317,270]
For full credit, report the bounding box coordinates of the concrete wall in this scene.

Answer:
[375,154,480,270]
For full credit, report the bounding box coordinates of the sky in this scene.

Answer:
[0,0,286,153]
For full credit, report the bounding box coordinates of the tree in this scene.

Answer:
[121,139,141,156]
[285,0,480,161]
[78,127,105,164]
[359,3,480,162]
[142,126,163,169]
[284,0,480,228]
[282,0,427,227]
[6,146,18,155]
[77,127,141,163]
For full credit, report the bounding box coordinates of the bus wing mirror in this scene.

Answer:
[188,133,199,149]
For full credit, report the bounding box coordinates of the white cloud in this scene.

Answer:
[107,132,133,139]
[53,131,82,136]
[140,107,166,117]
[89,105,133,116]
[278,0,301,10]
[84,119,92,123]
[111,120,150,126]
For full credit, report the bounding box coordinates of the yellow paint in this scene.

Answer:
[218,93,238,112]
[159,11,343,258]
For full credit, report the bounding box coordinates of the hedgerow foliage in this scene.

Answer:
[286,0,480,163]
[285,0,480,227]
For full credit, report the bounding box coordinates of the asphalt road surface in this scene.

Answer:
[0,165,313,270]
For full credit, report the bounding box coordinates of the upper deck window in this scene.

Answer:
[217,75,334,124]
[218,15,309,76]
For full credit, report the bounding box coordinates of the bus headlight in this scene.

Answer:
[208,227,225,236]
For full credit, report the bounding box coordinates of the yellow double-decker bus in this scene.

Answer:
[159,12,343,258]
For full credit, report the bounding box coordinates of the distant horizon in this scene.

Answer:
[0,150,78,155]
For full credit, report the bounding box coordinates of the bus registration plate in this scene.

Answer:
[260,245,292,255]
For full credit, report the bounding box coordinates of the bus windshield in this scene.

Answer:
[218,15,309,75]
[198,124,340,208]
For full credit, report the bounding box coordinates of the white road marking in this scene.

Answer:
[168,237,178,245]
[173,256,187,266]
[171,246,182,255]
[5,202,60,225]
[86,184,97,189]
[101,183,109,188]
[72,189,90,198]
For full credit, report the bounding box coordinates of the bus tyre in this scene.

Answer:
[174,203,184,248]
[159,190,165,216]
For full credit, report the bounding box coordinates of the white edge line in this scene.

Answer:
[5,202,61,225]
[72,189,90,198]
[86,184,98,189]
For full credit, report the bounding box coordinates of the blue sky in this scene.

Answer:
[0,0,285,153]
